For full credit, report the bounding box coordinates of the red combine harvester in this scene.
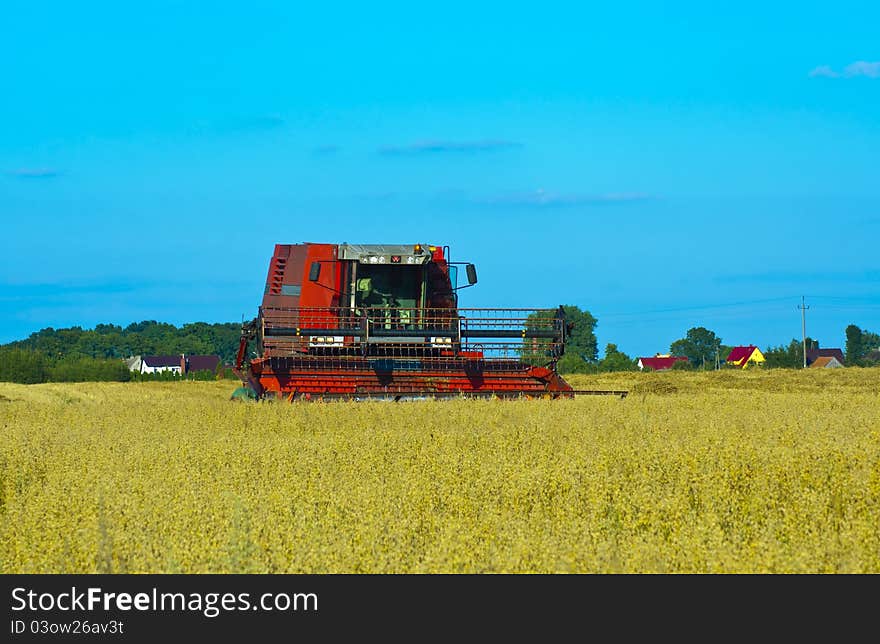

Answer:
[233,242,627,401]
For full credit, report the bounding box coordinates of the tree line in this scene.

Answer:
[6,320,241,361]
[0,321,241,384]
[1,313,878,383]
[544,310,880,373]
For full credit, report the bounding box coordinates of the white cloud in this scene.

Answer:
[311,144,340,157]
[809,61,879,79]
[808,65,840,78]
[379,140,521,155]
[5,168,60,179]
[478,189,652,207]
[843,61,880,78]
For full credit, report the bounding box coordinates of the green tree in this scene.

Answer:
[556,305,598,373]
[764,337,818,368]
[598,343,636,372]
[48,356,132,382]
[845,325,863,365]
[525,305,598,372]
[6,320,241,363]
[670,327,722,370]
[845,324,880,365]
[0,348,49,383]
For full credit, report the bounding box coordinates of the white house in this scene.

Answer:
[124,355,142,372]
[139,355,184,374]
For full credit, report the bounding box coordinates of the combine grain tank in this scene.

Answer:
[233,243,625,400]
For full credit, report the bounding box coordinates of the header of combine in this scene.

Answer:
[233,243,625,400]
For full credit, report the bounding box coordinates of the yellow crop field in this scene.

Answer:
[1,369,879,573]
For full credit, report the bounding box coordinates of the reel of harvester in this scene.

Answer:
[233,305,627,401]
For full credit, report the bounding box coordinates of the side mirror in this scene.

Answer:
[466,264,478,285]
[308,262,321,282]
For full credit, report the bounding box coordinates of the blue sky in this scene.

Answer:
[2,1,878,358]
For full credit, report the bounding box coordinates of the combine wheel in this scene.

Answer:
[230,387,258,402]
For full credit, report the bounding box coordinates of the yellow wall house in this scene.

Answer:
[726,345,766,368]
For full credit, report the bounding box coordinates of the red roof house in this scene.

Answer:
[637,355,689,371]
[806,348,845,366]
[809,356,843,369]
[726,345,765,368]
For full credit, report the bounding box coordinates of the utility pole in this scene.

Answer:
[798,296,810,368]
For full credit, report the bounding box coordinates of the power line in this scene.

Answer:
[807,295,880,302]
[598,296,798,320]
[798,296,810,368]
[596,295,880,323]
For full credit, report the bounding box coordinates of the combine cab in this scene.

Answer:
[233,243,626,400]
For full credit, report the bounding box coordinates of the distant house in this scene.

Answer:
[726,345,765,369]
[809,356,843,369]
[130,354,220,375]
[637,355,689,371]
[186,355,221,374]
[140,355,184,374]
[806,348,845,367]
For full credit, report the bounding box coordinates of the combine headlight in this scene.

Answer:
[429,336,453,347]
